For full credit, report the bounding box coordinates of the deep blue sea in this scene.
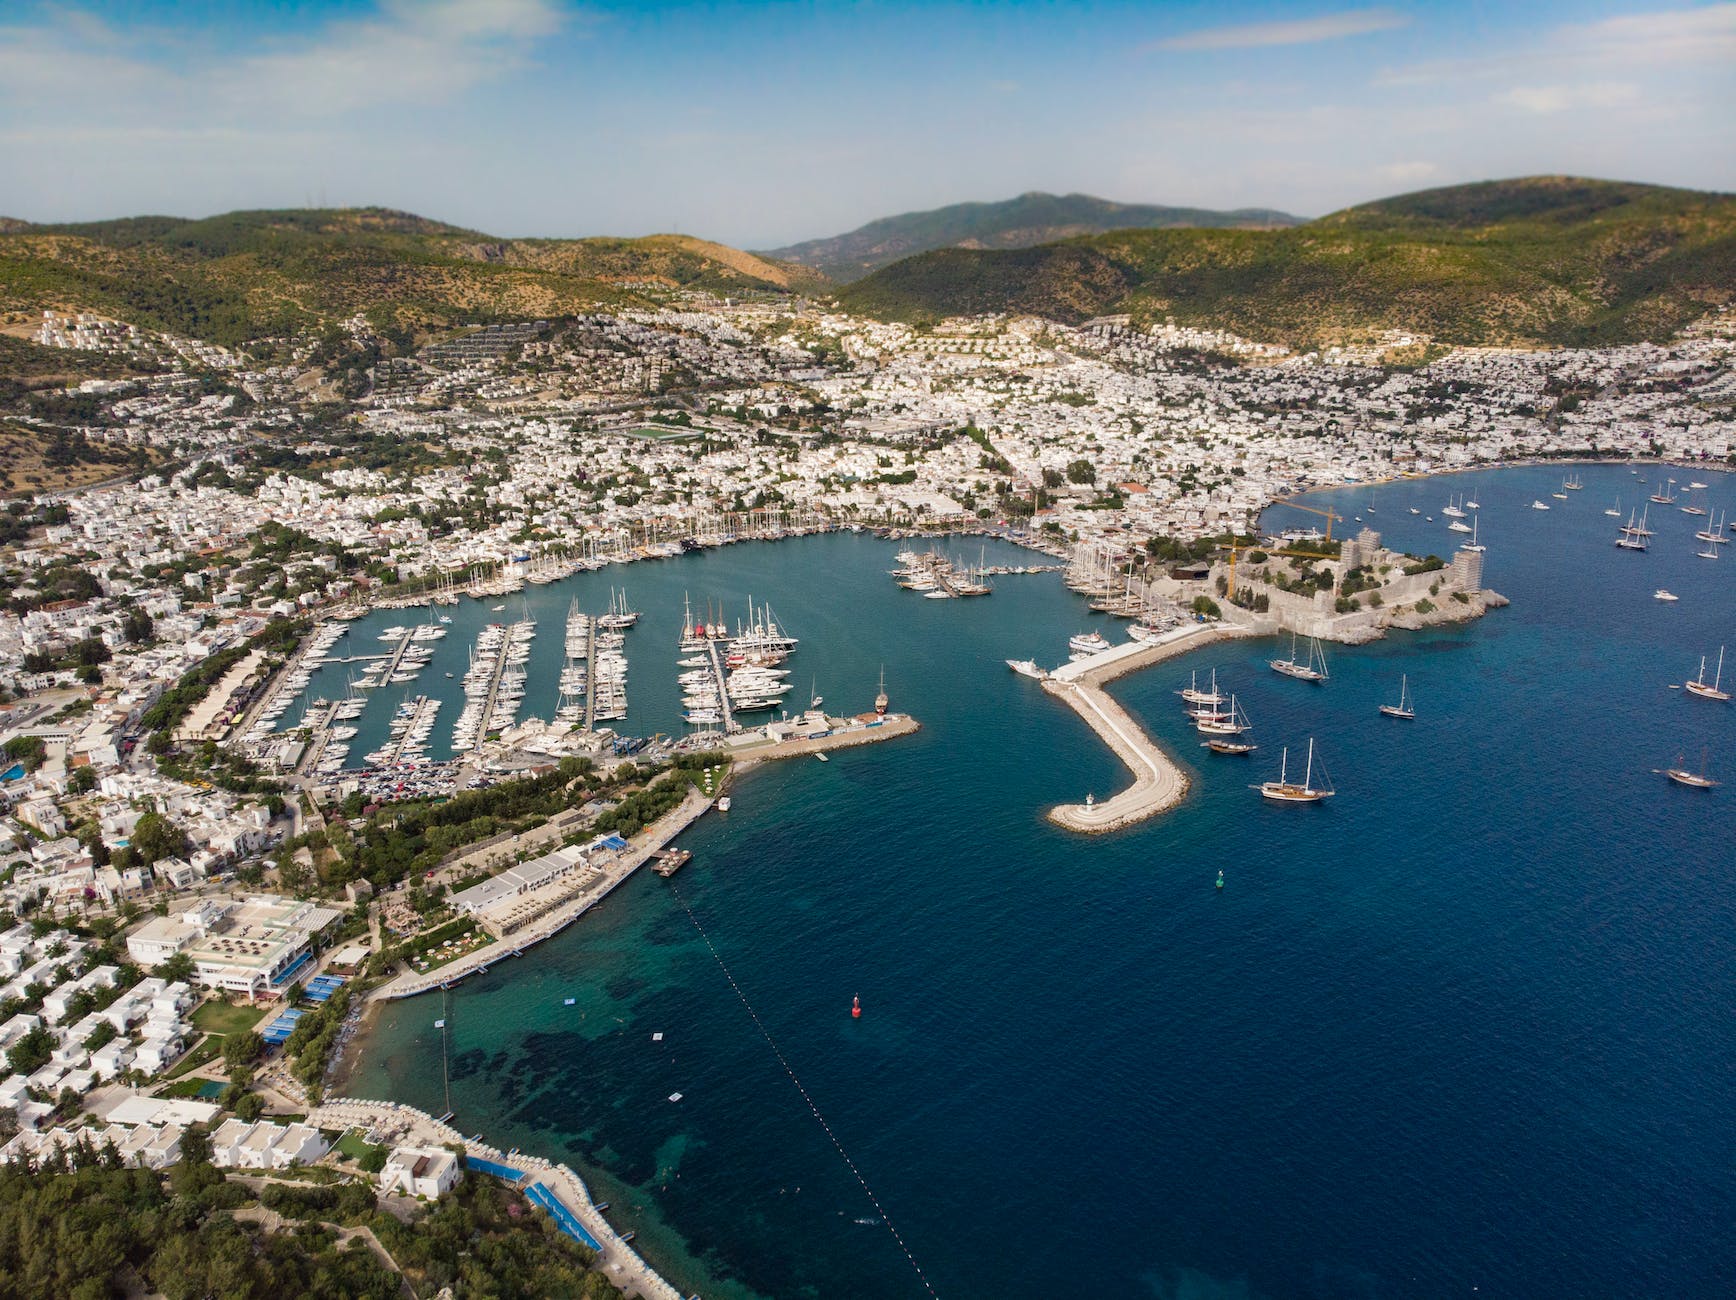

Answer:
[346,464,1736,1299]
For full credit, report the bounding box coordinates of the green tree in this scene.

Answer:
[154,952,195,984]
[130,811,186,866]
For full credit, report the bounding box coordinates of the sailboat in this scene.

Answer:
[1459,516,1485,553]
[1650,477,1677,505]
[1661,749,1719,789]
[1615,507,1648,551]
[1441,494,1466,519]
[1605,497,1621,518]
[1254,738,1334,803]
[1196,694,1251,736]
[1178,669,1226,706]
[1684,646,1731,701]
[1694,510,1728,545]
[1379,675,1415,719]
[874,666,888,716]
[1269,631,1329,683]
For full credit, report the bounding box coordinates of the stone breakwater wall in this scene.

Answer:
[1043,625,1255,834]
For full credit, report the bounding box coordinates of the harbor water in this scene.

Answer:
[347,464,1736,1299]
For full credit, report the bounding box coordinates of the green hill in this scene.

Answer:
[762,191,1299,283]
[836,177,1736,347]
[0,208,822,347]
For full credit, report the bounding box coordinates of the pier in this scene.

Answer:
[702,636,740,733]
[581,614,598,732]
[473,633,513,748]
[1040,623,1254,833]
[376,628,416,681]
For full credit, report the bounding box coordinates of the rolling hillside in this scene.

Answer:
[0,208,822,347]
[836,178,1736,347]
[763,191,1299,282]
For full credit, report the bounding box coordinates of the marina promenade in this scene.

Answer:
[311,1098,682,1300]
[376,787,716,1000]
[1043,623,1254,833]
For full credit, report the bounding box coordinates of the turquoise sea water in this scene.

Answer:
[346,464,1736,1299]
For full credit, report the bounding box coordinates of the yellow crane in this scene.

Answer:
[1272,499,1344,542]
[1224,542,1342,600]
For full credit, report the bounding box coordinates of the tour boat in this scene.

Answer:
[1068,631,1111,657]
[1653,589,1679,601]
[1255,739,1334,803]
[1379,674,1415,719]
[1269,631,1329,683]
[1684,646,1731,701]
[1006,659,1048,680]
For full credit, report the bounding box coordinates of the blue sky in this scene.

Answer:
[1,1,1731,247]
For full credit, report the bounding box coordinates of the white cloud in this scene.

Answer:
[1497,82,1641,115]
[1376,3,1736,87]
[1568,2,1736,66]
[1148,7,1407,53]
[0,0,567,122]
[227,0,566,115]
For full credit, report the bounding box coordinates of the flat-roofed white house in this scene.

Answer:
[380,1145,462,1199]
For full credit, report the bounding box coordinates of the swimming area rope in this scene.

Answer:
[669,880,940,1299]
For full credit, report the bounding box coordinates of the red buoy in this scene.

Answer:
[851,994,861,1019]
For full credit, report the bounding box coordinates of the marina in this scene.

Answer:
[347,471,1736,1300]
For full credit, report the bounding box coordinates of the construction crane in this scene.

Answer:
[1271,499,1344,542]
[1224,542,1343,600]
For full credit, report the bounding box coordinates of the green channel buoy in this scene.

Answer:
[1216,871,1224,890]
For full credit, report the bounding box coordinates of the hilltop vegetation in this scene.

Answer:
[764,190,1299,282]
[0,208,819,347]
[836,177,1736,347]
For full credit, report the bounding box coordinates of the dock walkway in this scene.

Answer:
[1042,623,1253,833]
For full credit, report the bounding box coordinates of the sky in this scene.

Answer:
[1,0,1732,248]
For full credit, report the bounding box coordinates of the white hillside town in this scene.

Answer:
[0,289,1731,1297]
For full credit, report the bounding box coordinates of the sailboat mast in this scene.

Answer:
[1304,738,1314,791]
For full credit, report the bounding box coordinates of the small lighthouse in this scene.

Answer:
[851,994,862,1019]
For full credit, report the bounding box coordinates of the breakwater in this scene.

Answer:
[1043,624,1253,833]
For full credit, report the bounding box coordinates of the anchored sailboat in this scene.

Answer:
[1684,647,1731,701]
[1661,749,1719,789]
[1379,674,1415,719]
[1254,738,1334,803]
[1269,631,1329,683]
